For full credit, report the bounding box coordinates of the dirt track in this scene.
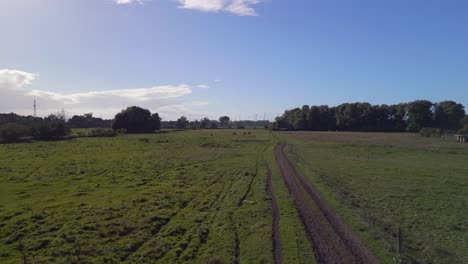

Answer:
[266,165,283,264]
[274,143,379,264]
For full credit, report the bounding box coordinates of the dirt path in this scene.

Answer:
[274,143,379,264]
[266,165,283,264]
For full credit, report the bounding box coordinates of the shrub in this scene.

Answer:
[32,121,70,140]
[419,127,442,138]
[0,123,30,142]
[115,128,127,134]
[88,128,118,137]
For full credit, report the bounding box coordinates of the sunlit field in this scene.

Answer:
[281,131,468,263]
[0,129,273,263]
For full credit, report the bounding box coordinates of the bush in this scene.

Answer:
[457,124,468,135]
[89,128,118,137]
[419,127,442,138]
[0,123,30,142]
[115,128,127,134]
[32,121,70,140]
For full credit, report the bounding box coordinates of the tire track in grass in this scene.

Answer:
[275,143,379,264]
[266,165,283,264]
[238,144,270,207]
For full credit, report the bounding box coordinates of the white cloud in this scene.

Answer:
[113,0,264,16]
[0,69,38,89]
[27,85,192,105]
[176,0,263,16]
[177,0,225,12]
[0,69,211,119]
[113,0,144,4]
[196,84,210,89]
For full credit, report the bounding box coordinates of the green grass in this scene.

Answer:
[4,129,463,263]
[280,131,468,264]
[0,129,274,263]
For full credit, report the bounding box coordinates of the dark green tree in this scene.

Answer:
[406,100,434,132]
[200,117,210,129]
[150,113,161,131]
[433,101,465,130]
[388,103,407,132]
[112,106,161,133]
[176,116,189,129]
[219,116,230,128]
[462,115,468,126]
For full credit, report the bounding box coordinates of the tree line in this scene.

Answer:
[273,100,468,133]
[0,106,247,142]
[2,101,467,143]
[0,113,71,142]
[162,116,270,130]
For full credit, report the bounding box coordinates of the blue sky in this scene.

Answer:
[1,0,467,120]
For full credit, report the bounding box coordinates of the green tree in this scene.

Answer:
[433,101,465,130]
[200,117,210,129]
[112,106,161,133]
[293,105,309,130]
[388,103,407,132]
[407,100,434,132]
[176,116,189,129]
[462,115,468,126]
[307,106,321,130]
[219,116,230,128]
[150,113,161,131]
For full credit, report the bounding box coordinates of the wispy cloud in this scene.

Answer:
[114,0,264,16]
[177,0,225,12]
[27,85,192,105]
[177,0,263,16]
[113,0,144,5]
[196,84,210,89]
[225,0,262,16]
[0,69,211,119]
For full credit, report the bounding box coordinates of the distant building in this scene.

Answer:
[455,134,468,143]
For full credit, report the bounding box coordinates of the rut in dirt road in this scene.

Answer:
[266,165,283,264]
[274,144,379,264]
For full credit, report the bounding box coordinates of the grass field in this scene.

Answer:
[1,129,466,263]
[280,131,468,264]
[0,129,274,263]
